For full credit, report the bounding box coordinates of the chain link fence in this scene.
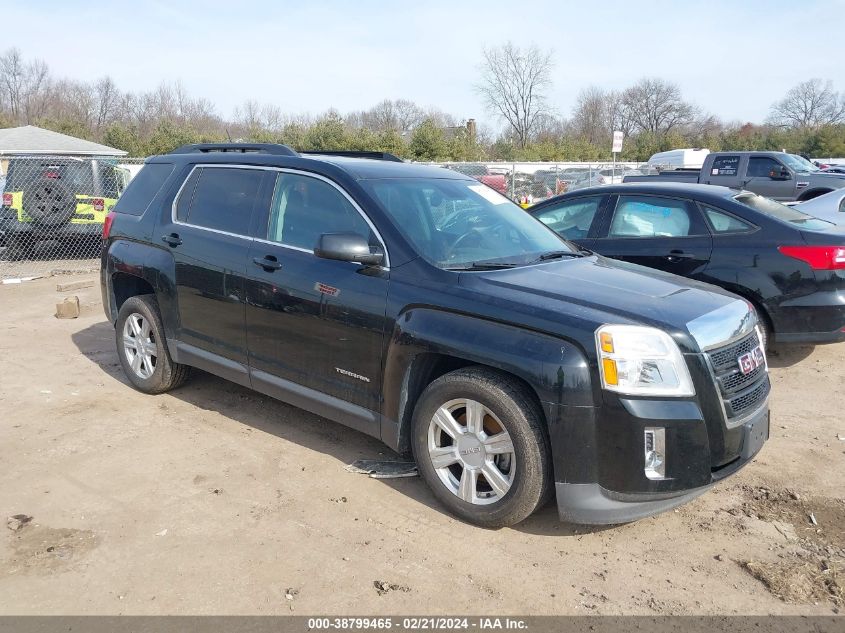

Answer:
[0,155,145,280]
[432,161,648,207]
[0,156,647,281]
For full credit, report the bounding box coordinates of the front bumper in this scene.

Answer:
[549,398,769,525]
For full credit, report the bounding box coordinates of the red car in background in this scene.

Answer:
[445,163,508,195]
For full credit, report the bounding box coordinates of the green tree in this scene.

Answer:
[144,120,199,155]
[409,118,448,161]
[303,112,349,150]
[102,123,144,156]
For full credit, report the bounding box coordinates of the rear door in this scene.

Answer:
[701,155,744,188]
[244,170,390,415]
[592,194,713,277]
[158,165,269,377]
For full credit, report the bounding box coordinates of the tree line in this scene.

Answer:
[1,45,843,161]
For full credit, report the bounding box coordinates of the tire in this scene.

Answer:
[115,295,191,394]
[22,178,76,227]
[411,366,552,528]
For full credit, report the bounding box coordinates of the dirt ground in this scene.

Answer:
[0,274,843,616]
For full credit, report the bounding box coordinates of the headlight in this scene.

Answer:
[596,325,695,397]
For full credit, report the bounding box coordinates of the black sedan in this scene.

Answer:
[528,182,845,346]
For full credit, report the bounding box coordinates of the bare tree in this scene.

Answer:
[361,98,424,133]
[93,76,120,131]
[621,78,694,135]
[768,79,845,128]
[570,86,611,145]
[476,42,554,148]
[0,48,52,124]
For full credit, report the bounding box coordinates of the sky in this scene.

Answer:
[2,0,844,129]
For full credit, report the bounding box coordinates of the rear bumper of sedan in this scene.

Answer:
[772,286,845,344]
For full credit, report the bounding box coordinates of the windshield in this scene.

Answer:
[781,154,820,173]
[734,192,834,230]
[361,178,575,269]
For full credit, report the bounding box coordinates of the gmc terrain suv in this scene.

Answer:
[101,143,770,528]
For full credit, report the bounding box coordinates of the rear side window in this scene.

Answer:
[710,156,739,176]
[113,163,175,216]
[702,205,755,233]
[609,196,705,238]
[184,167,263,235]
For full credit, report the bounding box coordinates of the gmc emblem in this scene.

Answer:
[738,346,765,375]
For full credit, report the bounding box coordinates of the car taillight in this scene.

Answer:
[2,192,11,207]
[778,245,845,270]
[102,211,116,239]
[92,198,105,212]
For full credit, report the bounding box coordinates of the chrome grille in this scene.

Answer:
[706,330,770,422]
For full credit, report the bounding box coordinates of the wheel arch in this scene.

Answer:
[111,271,155,314]
[379,308,593,456]
[797,188,833,202]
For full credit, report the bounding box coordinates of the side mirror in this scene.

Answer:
[314,232,384,266]
[769,165,791,180]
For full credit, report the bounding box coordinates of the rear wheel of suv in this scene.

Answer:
[116,295,191,394]
[411,367,552,528]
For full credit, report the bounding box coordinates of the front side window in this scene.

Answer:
[747,157,781,178]
[267,173,373,250]
[184,167,263,235]
[609,196,704,238]
[361,178,571,268]
[533,197,603,240]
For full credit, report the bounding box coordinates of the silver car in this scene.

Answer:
[794,189,845,225]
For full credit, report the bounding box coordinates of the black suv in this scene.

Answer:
[101,143,770,528]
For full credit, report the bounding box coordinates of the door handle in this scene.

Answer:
[665,250,695,262]
[161,233,182,247]
[253,255,282,271]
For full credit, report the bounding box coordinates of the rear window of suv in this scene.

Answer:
[113,163,175,216]
[734,192,834,230]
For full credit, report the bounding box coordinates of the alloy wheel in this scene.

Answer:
[122,313,157,380]
[427,398,516,505]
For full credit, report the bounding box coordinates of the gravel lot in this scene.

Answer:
[0,275,843,615]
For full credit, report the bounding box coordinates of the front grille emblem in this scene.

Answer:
[738,346,765,375]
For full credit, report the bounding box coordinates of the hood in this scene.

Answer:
[804,172,845,183]
[460,255,752,352]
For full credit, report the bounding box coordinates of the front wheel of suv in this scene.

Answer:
[411,367,552,528]
[116,295,191,394]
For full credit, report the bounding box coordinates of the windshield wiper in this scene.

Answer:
[445,261,520,271]
[533,250,586,262]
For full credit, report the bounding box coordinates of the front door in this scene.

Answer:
[594,194,713,278]
[745,156,795,201]
[245,170,389,414]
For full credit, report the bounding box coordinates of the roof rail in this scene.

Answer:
[169,143,298,156]
[299,150,404,163]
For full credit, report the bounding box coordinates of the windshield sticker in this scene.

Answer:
[468,184,509,205]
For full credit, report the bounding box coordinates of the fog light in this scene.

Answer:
[644,427,666,480]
